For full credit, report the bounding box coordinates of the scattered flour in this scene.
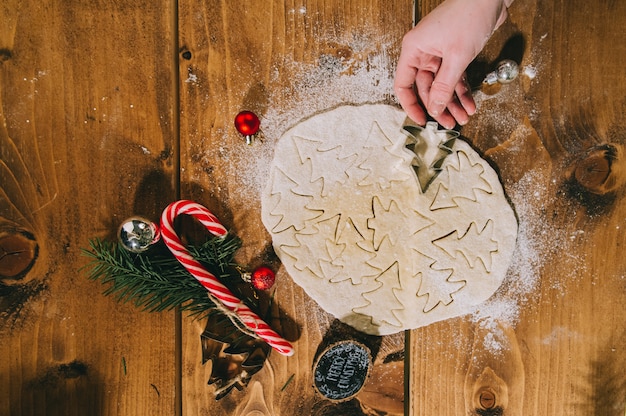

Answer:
[262,37,398,140]
[541,326,582,345]
[523,65,537,80]
[184,68,198,84]
[236,31,399,206]
[215,29,584,353]
[470,165,588,351]
[471,171,545,326]
[482,331,506,355]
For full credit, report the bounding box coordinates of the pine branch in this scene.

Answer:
[82,232,281,400]
[81,234,244,318]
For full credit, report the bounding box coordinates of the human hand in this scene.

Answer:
[394,0,511,129]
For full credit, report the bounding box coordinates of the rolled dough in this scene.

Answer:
[261,104,517,335]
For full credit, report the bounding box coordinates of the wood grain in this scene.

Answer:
[3,0,625,414]
[410,0,626,414]
[177,1,412,414]
[0,1,178,414]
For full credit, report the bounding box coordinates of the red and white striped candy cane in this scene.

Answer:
[159,200,294,357]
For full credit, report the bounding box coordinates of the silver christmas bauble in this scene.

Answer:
[118,216,160,253]
[495,59,519,84]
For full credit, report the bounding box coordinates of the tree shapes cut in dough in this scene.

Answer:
[434,220,498,272]
[404,124,457,192]
[261,105,518,335]
[353,262,404,328]
[369,196,433,249]
[329,218,380,285]
[293,136,357,197]
[358,122,413,190]
[430,150,493,211]
[267,168,323,232]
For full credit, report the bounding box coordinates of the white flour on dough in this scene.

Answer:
[261,104,518,335]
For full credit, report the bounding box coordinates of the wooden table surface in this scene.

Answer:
[1,1,625,415]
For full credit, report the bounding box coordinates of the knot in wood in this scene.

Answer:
[479,389,496,409]
[0,48,12,63]
[570,144,622,195]
[0,230,38,282]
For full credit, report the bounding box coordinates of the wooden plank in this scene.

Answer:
[177,1,413,414]
[0,1,178,415]
[409,0,626,414]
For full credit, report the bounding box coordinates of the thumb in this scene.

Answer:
[427,55,467,117]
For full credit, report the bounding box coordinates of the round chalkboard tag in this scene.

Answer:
[313,341,372,402]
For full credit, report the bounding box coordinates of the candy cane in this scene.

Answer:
[159,200,294,357]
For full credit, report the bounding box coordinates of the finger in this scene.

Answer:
[394,65,425,124]
[455,74,476,116]
[394,50,418,93]
[432,107,457,130]
[427,54,469,118]
[415,69,435,109]
[394,52,436,125]
[446,95,470,127]
[417,69,458,129]
[395,84,428,126]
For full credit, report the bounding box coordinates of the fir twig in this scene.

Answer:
[81,234,243,319]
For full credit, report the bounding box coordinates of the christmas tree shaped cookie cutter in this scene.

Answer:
[403,121,459,192]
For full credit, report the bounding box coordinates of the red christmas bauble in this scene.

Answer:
[251,266,275,290]
[234,111,260,136]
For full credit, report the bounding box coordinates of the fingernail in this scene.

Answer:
[429,101,445,117]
